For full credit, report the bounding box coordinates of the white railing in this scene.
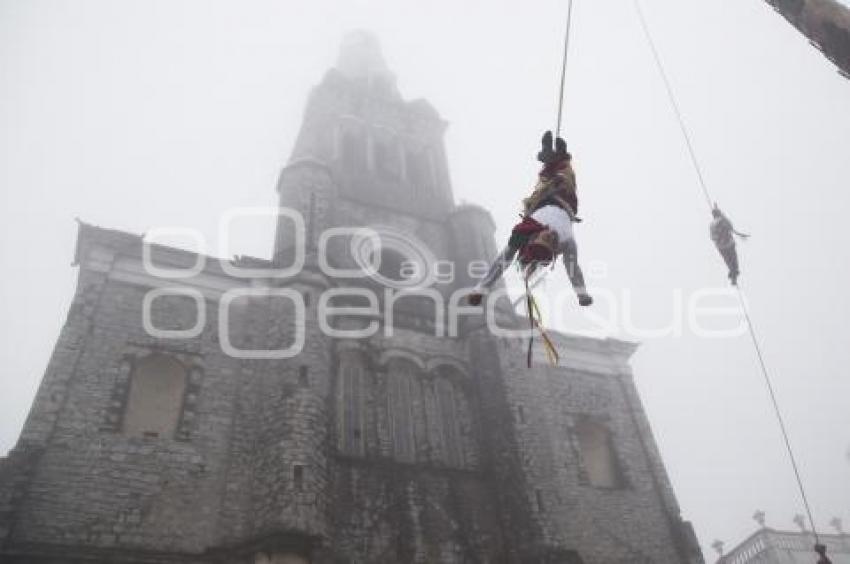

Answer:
[721,530,850,564]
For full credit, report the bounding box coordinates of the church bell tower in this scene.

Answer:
[272,31,475,273]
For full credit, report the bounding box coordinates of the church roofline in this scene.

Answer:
[281,156,333,174]
[550,330,640,363]
[73,220,226,271]
[73,219,143,266]
[72,220,279,283]
[72,221,342,301]
[450,203,497,231]
[603,336,641,360]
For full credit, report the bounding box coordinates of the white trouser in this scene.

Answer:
[530,205,574,248]
[474,206,587,295]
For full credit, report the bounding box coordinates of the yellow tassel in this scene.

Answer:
[525,279,560,367]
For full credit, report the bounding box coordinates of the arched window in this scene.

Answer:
[435,378,463,467]
[387,361,417,462]
[405,147,435,192]
[372,136,401,179]
[575,418,623,489]
[123,354,187,439]
[340,129,368,171]
[372,248,407,282]
[337,357,366,456]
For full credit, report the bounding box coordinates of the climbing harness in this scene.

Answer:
[634,1,828,560]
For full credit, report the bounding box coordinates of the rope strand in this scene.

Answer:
[555,0,575,138]
[735,283,821,542]
[632,0,823,545]
[633,0,714,211]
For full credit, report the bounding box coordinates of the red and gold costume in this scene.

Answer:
[470,131,592,307]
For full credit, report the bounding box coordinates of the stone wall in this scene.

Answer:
[0,227,704,563]
[0,35,706,560]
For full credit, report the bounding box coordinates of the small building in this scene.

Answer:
[717,529,850,564]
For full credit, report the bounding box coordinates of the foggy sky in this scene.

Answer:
[2,0,849,558]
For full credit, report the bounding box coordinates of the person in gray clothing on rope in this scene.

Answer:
[710,205,749,285]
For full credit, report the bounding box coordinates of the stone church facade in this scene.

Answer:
[0,33,703,564]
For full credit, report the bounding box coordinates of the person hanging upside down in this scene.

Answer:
[710,205,749,285]
[468,131,593,307]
